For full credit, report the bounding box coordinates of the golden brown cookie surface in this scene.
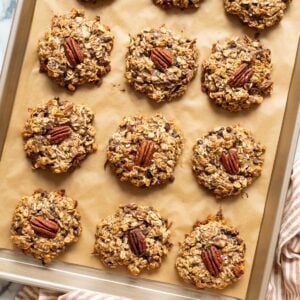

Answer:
[107,114,184,188]
[22,97,97,174]
[192,125,265,198]
[176,212,246,289]
[94,203,172,275]
[224,0,292,30]
[125,26,198,103]
[38,9,114,91]
[11,189,81,264]
[202,36,273,112]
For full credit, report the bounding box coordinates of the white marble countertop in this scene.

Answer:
[0,0,299,298]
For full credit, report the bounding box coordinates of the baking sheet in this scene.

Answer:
[0,0,299,299]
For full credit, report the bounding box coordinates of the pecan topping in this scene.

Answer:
[261,79,273,91]
[128,228,147,256]
[201,245,223,277]
[228,63,254,87]
[30,216,59,238]
[150,47,174,72]
[48,125,71,144]
[63,37,84,67]
[220,148,239,175]
[134,140,155,167]
[233,265,244,278]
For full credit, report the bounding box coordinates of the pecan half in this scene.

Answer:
[48,125,71,144]
[220,148,239,175]
[30,216,59,238]
[228,63,254,87]
[134,140,155,167]
[150,47,174,72]
[201,245,223,277]
[128,228,147,256]
[63,37,84,67]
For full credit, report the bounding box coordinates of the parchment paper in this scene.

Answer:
[0,0,299,299]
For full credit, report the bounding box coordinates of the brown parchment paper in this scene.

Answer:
[0,0,300,299]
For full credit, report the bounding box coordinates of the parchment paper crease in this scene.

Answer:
[0,0,299,299]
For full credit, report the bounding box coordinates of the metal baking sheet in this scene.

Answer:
[0,1,299,299]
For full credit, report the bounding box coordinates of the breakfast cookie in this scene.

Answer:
[176,211,246,289]
[192,125,265,198]
[22,97,97,174]
[201,36,273,112]
[10,189,81,264]
[38,9,114,92]
[224,0,292,30]
[94,203,172,275]
[153,0,203,9]
[106,114,184,188]
[125,26,198,103]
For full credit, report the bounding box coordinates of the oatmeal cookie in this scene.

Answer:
[176,211,246,289]
[153,0,203,9]
[10,189,81,264]
[106,114,184,188]
[38,9,114,92]
[201,36,273,112]
[224,0,292,30]
[94,203,172,275]
[192,125,265,198]
[125,26,198,103]
[22,97,97,174]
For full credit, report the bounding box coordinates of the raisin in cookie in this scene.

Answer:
[106,114,184,188]
[22,97,97,174]
[224,0,292,30]
[176,211,246,289]
[94,203,172,275]
[201,36,273,112]
[153,0,203,9]
[192,125,265,198]
[10,189,81,264]
[125,26,198,103]
[38,9,114,92]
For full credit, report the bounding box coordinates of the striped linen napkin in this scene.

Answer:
[14,286,128,300]
[15,161,300,300]
[267,160,300,299]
